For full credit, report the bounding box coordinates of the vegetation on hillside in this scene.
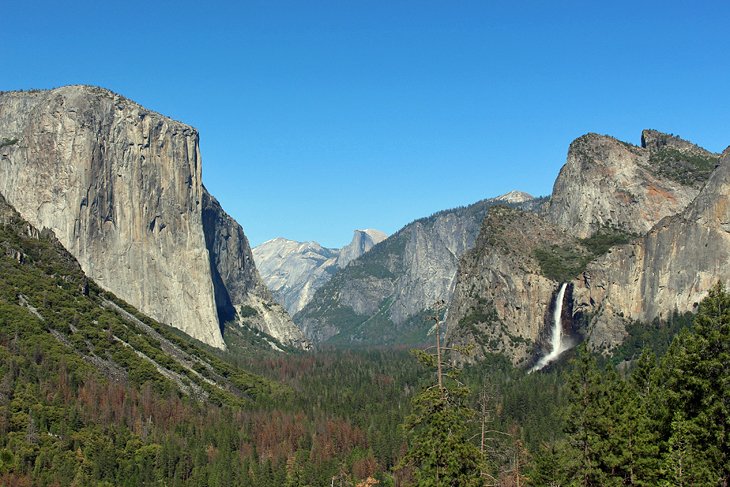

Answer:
[530,283,729,485]
[648,147,718,186]
[0,200,405,485]
[295,196,547,347]
[534,225,633,282]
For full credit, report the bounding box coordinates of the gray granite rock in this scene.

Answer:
[202,190,309,349]
[294,192,538,344]
[445,131,727,365]
[546,131,715,238]
[0,85,304,349]
[572,147,730,351]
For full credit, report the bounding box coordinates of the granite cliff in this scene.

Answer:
[252,229,387,315]
[0,85,305,349]
[445,207,583,365]
[572,147,729,351]
[202,190,309,349]
[446,131,726,365]
[546,130,717,237]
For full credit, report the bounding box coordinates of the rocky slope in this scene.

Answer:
[253,229,387,315]
[445,130,726,365]
[294,192,538,345]
[0,189,283,402]
[254,238,338,315]
[546,130,718,238]
[0,85,305,349]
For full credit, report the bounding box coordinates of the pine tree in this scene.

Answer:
[526,440,572,486]
[620,349,662,486]
[398,303,484,486]
[563,347,625,486]
[661,413,716,486]
[658,283,730,486]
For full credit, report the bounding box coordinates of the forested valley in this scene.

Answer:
[0,190,728,486]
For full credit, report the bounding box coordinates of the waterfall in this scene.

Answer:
[530,282,568,372]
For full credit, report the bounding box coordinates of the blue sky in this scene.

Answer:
[2,1,729,247]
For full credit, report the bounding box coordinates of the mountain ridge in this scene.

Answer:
[293,191,540,345]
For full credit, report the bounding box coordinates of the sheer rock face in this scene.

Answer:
[335,229,388,269]
[572,148,730,351]
[252,229,387,316]
[445,207,573,365]
[0,86,223,348]
[0,85,303,349]
[545,132,714,238]
[294,193,538,345]
[202,190,309,349]
[388,213,481,324]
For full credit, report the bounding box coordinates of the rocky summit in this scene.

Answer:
[572,146,730,351]
[546,130,717,238]
[0,85,307,349]
[253,229,387,316]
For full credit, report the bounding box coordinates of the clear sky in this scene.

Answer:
[2,1,728,248]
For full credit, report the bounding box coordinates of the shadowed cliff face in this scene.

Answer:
[0,85,305,349]
[202,188,259,324]
[202,189,309,349]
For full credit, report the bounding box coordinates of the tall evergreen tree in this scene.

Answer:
[563,347,626,486]
[400,365,484,486]
[620,349,662,486]
[658,283,729,486]
[661,413,717,486]
[399,305,484,486]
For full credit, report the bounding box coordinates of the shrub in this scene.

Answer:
[0,138,18,148]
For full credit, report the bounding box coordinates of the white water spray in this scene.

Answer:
[531,283,569,372]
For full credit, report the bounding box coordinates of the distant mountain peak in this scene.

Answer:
[337,229,388,268]
[494,190,534,204]
[253,228,387,315]
[356,228,388,240]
